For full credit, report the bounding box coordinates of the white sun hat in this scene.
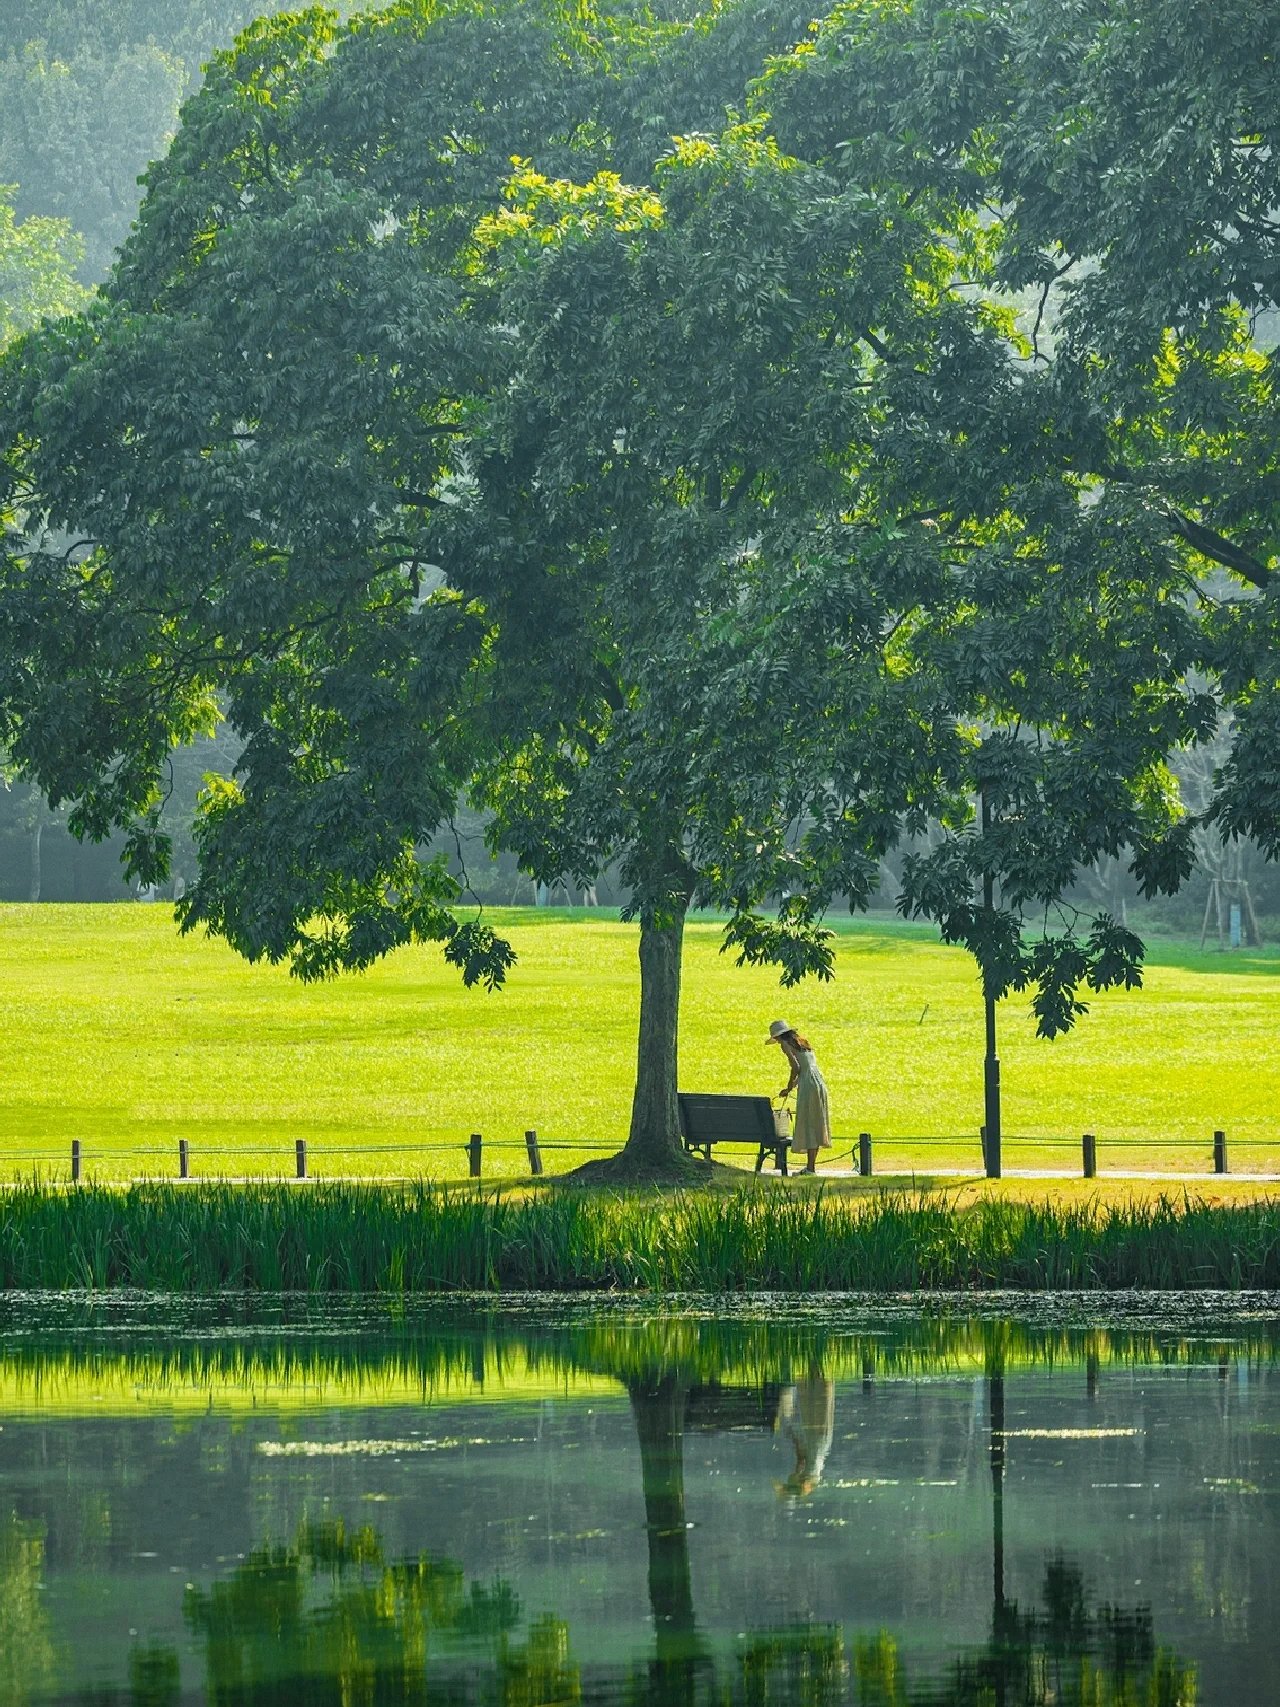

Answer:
[766,1020,793,1043]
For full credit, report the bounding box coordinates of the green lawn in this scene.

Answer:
[0,903,1276,1182]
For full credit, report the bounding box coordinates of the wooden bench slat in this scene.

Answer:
[677,1092,788,1174]
[678,1093,776,1141]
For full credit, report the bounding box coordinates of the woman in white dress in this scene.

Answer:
[776,1370,835,1496]
[768,1020,831,1174]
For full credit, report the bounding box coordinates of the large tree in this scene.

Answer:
[4,0,1275,1174]
[1,2,910,1176]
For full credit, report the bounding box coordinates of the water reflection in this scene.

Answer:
[182,1518,547,1705]
[108,1541,1198,1707]
[777,1370,836,1497]
[0,1300,1270,1703]
[0,1512,55,1703]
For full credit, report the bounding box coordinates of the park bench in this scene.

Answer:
[685,1381,783,1433]
[678,1092,790,1175]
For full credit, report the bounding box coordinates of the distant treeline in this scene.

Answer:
[4,776,1279,927]
[0,1,372,282]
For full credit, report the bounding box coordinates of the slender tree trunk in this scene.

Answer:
[29,819,43,903]
[623,903,687,1166]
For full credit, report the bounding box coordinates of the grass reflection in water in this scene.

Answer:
[0,1296,1273,1413]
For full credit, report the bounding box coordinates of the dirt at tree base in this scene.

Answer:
[560,1148,725,1188]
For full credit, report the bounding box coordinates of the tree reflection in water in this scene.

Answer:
[175,1517,575,1705]
[153,1520,1190,1707]
[628,1371,705,1705]
[857,1556,1197,1707]
[47,1317,1204,1706]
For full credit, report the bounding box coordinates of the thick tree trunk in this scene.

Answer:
[623,905,687,1167]
[629,1377,695,1635]
[28,820,42,903]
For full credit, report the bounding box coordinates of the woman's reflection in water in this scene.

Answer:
[776,1366,835,1498]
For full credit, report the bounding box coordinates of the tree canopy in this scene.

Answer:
[2,0,1277,1168]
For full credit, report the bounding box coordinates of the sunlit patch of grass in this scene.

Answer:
[0,904,1276,1179]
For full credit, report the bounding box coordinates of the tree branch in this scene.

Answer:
[1169,510,1273,591]
[1099,464,1275,591]
[1030,254,1075,363]
[720,464,759,512]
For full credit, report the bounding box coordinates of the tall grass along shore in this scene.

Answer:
[0,1182,1276,1292]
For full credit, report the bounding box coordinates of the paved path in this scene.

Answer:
[808,1164,1280,1182]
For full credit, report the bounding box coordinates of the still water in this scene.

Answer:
[0,1294,1275,1705]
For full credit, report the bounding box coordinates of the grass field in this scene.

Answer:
[0,903,1277,1182]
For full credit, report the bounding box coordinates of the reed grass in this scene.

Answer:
[0,1181,1277,1293]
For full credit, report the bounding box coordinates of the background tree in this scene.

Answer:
[0,42,187,282]
[0,2,392,284]
[0,186,88,344]
[0,184,93,898]
[832,0,1280,859]
[720,0,1280,1154]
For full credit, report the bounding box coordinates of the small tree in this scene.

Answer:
[733,0,1280,1156]
[0,184,92,898]
[0,185,88,346]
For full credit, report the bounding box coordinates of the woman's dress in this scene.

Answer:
[791,1048,831,1151]
[777,1377,835,1485]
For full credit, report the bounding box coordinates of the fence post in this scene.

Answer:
[295,1138,308,1180]
[1213,1129,1228,1175]
[858,1132,873,1178]
[178,1138,190,1180]
[71,1139,81,1184]
[468,1133,483,1179]
[525,1129,543,1177]
[980,1124,987,1173]
[1082,1133,1096,1179]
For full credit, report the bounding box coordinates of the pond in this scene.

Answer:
[0,1293,1275,1704]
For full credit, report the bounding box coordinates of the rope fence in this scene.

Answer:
[847,1127,1280,1179]
[0,1126,1277,1184]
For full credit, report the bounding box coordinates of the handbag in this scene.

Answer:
[772,1104,793,1140]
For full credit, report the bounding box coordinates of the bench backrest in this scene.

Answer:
[677,1092,776,1144]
